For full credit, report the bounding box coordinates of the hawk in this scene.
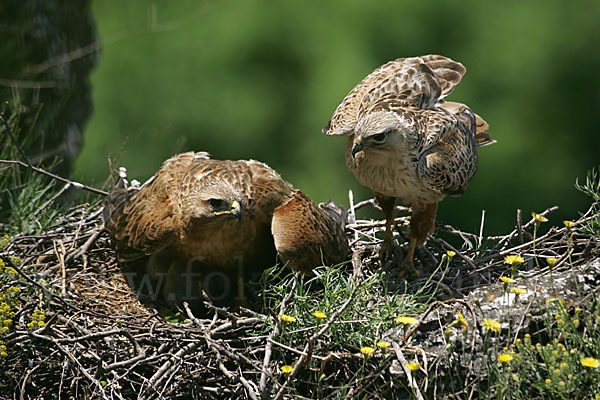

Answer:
[103,152,348,312]
[323,55,495,275]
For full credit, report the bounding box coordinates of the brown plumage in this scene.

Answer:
[323,55,495,274]
[103,152,348,311]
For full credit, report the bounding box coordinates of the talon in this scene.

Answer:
[400,238,421,276]
[401,256,421,277]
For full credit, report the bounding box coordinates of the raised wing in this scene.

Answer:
[323,55,466,136]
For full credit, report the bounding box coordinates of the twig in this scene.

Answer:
[478,209,486,248]
[0,255,77,311]
[273,281,361,400]
[143,340,202,398]
[259,275,298,398]
[517,209,524,244]
[491,206,559,252]
[29,331,109,399]
[392,342,424,400]
[0,159,108,196]
[431,237,478,272]
[32,183,72,218]
[67,225,105,262]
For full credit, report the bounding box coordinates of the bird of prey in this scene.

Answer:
[103,152,348,312]
[323,55,494,275]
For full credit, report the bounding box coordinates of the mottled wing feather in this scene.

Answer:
[439,101,496,147]
[245,160,294,215]
[417,108,479,195]
[324,55,466,136]
[271,191,348,274]
[103,152,211,261]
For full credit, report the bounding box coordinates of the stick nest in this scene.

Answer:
[0,196,598,399]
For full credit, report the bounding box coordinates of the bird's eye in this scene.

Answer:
[208,198,228,211]
[370,131,388,144]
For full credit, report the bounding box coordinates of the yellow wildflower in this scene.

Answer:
[500,276,515,284]
[511,288,527,295]
[457,312,469,328]
[0,351,7,357]
[563,220,575,228]
[498,353,513,363]
[405,362,420,371]
[546,257,558,266]
[446,251,456,258]
[394,316,417,325]
[482,318,501,333]
[360,346,375,355]
[545,378,552,384]
[580,357,600,368]
[279,314,296,323]
[504,255,524,265]
[280,365,293,374]
[532,212,548,223]
[312,311,327,319]
[376,341,390,349]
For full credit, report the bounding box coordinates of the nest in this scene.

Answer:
[0,191,598,399]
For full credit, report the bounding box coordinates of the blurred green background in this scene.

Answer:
[74,0,600,235]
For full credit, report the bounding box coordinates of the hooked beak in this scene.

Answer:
[351,139,364,159]
[213,200,242,220]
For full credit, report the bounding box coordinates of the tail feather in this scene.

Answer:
[439,101,496,147]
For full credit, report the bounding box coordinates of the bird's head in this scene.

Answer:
[350,111,406,160]
[190,182,243,224]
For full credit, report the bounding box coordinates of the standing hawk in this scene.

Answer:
[103,152,348,312]
[323,55,495,275]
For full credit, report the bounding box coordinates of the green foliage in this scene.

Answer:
[0,109,62,236]
[4,175,60,235]
[75,0,600,235]
[259,262,423,350]
[490,298,600,399]
[575,167,600,238]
